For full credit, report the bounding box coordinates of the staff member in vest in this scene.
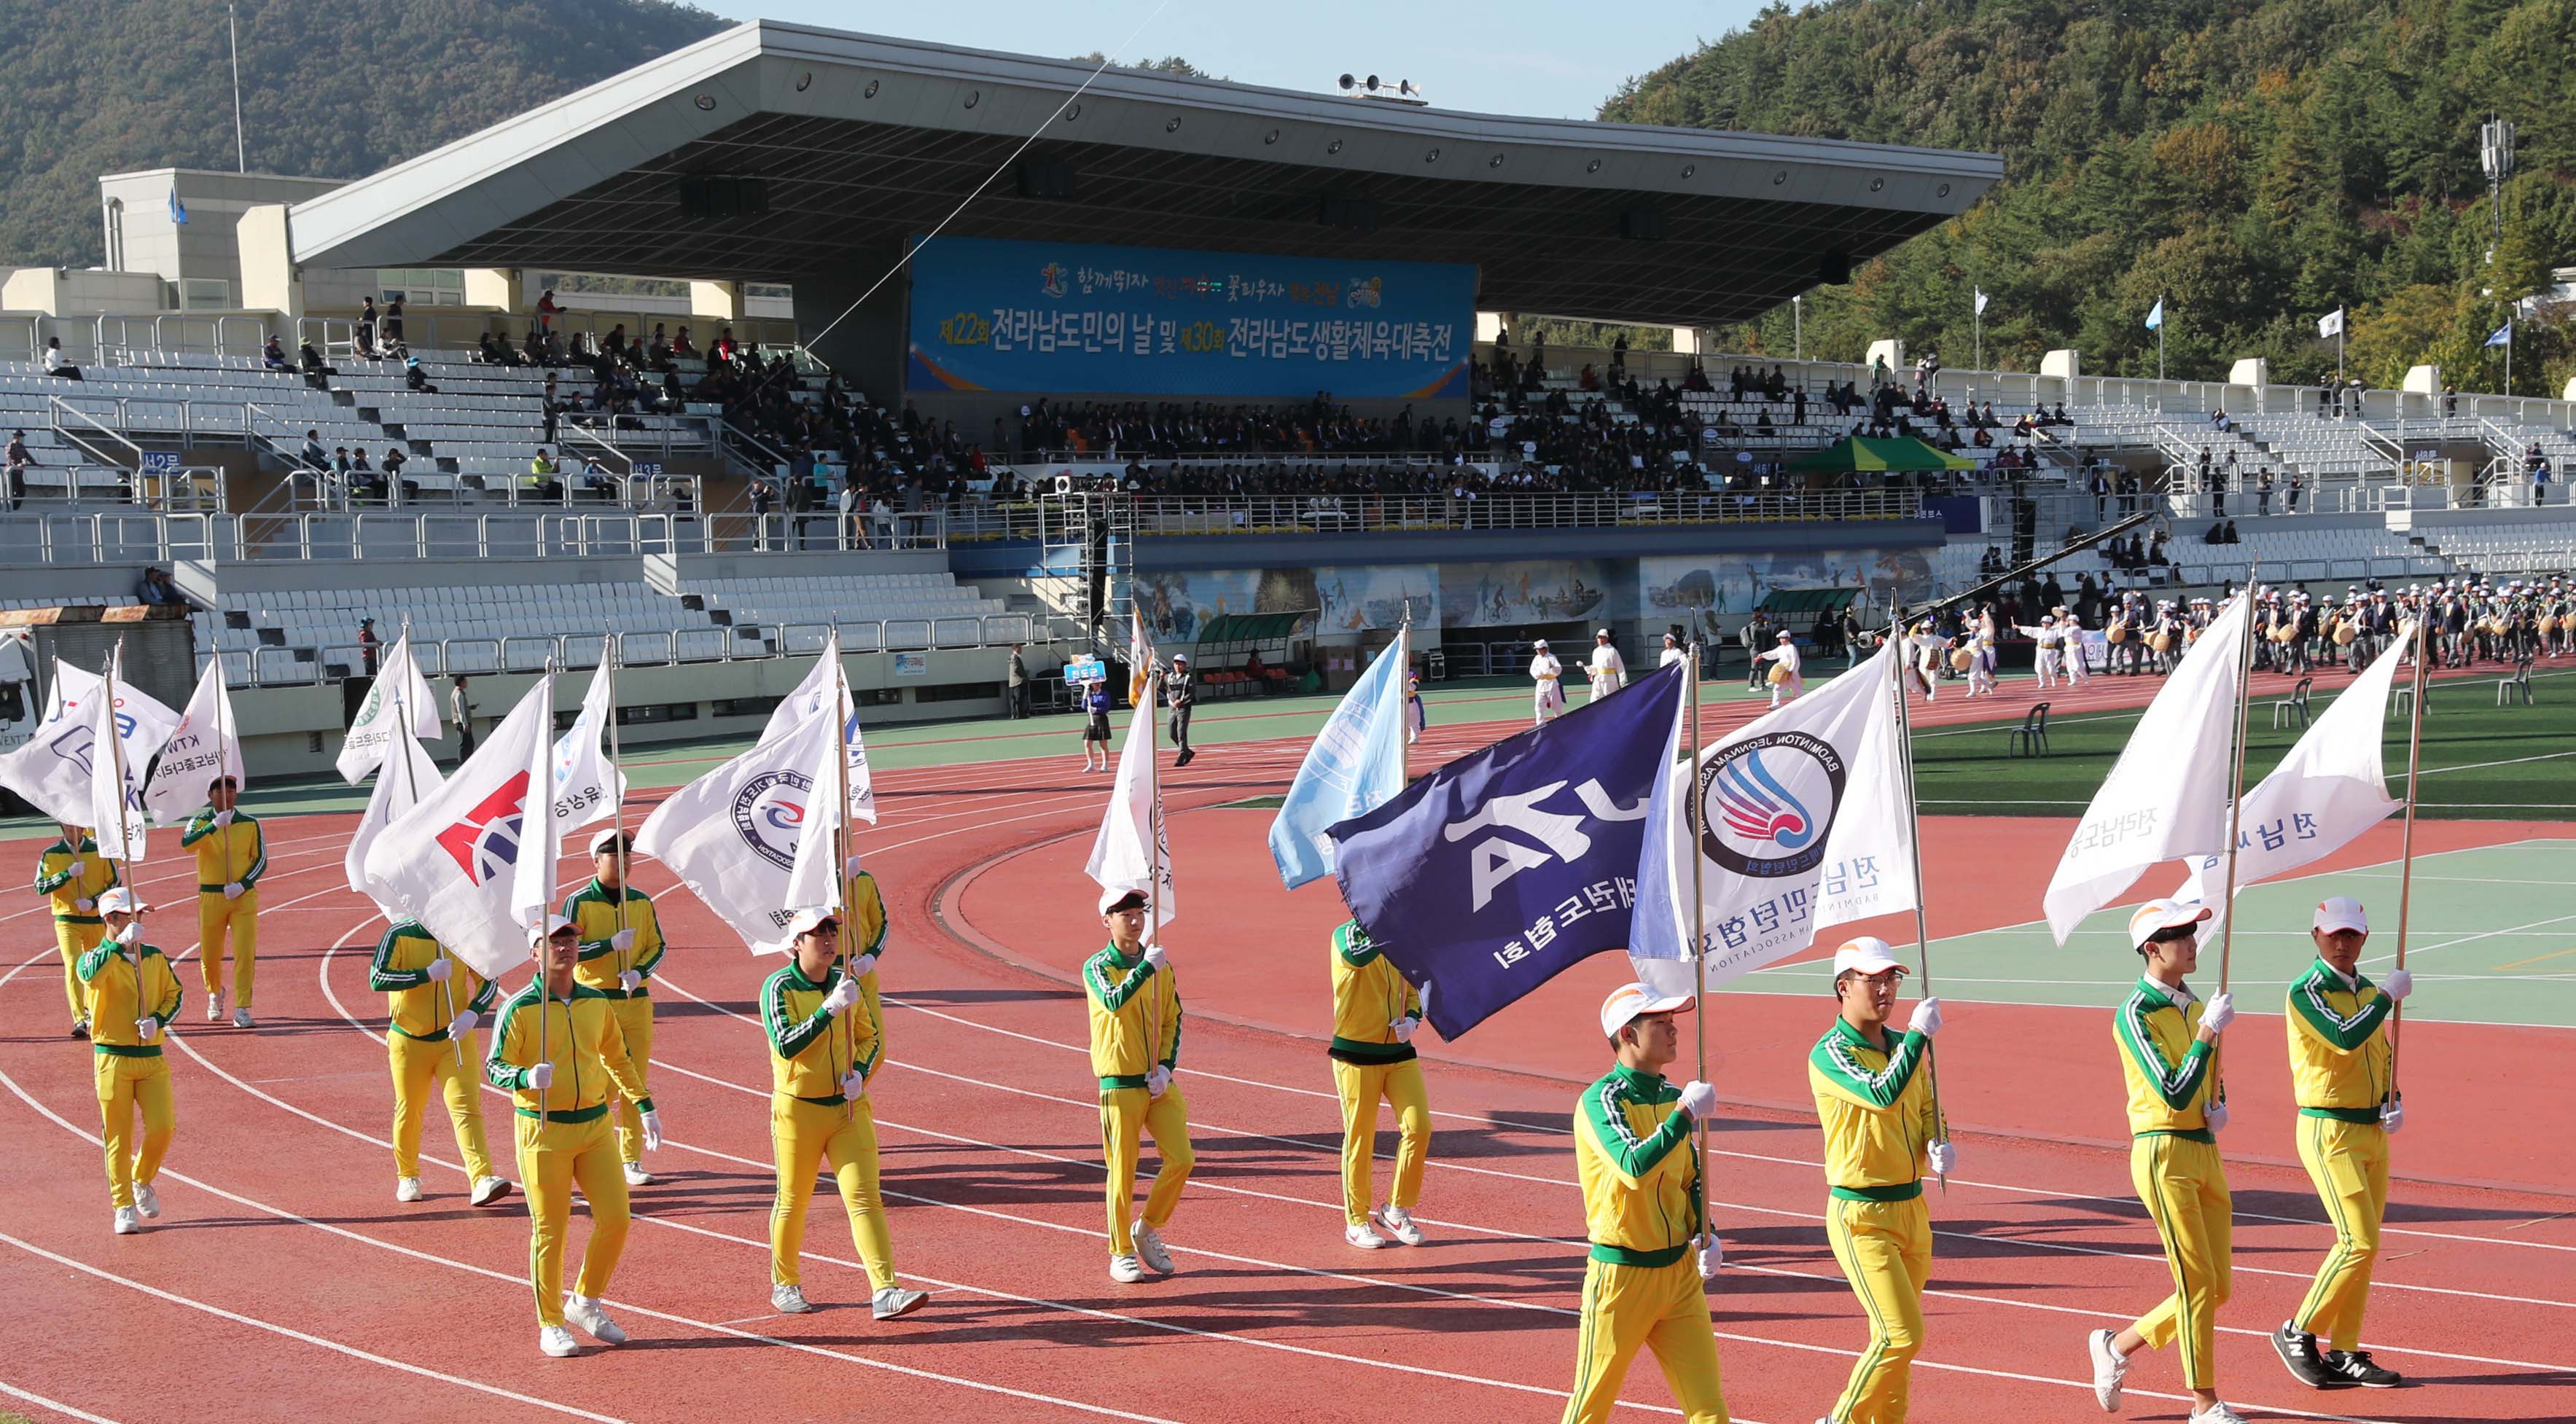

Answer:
[35,822,116,1038]
[182,775,265,1028]
[760,905,931,1320]
[565,829,663,1187]
[2087,899,2242,1424]
[2271,896,2410,1390]
[368,914,512,1207]
[1328,918,1429,1249]
[486,915,658,1358]
[1563,982,1727,1424]
[81,888,180,1233]
[1086,887,1192,1283]
[1808,937,1951,1424]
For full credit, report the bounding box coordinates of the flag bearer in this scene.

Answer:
[1087,886,1192,1283]
[2086,899,2244,1424]
[1808,937,1951,1424]
[564,829,663,1186]
[182,774,265,1028]
[368,913,512,1208]
[80,888,179,1234]
[486,915,659,1358]
[760,905,930,1320]
[1561,982,1727,1424]
[1328,918,1429,1249]
[34,822,116,1038]
[2270,896,2411,1390]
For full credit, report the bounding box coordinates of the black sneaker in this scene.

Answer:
[2272,1321,2335,1388]
[2325,1350,2402,1388]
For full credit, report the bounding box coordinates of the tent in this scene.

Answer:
[1756,587,1865,615]
[1785,437,1975,474]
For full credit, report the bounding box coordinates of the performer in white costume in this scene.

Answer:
[1529,640,1565,725]
[2014,614,2064,689]
[1585,629,1628,703]
[1755,630,1805,708]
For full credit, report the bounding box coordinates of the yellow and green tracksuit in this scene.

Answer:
[484,981,648,1328]
[181,808,265,1010]
[35,837,116,1029]
[846,869,891,1063]
[762,956,898,1293]
[2113,977,2230,1392]
[77,937,181,1209]
[2284,959,2397,1351]
[1328,919,1429,1227]
[1085,941,1190,1257]
[565,878,663,1167]
[1563,1063,1727,1424]
[369,918,499,1182]
[1808,1018,1937,1424]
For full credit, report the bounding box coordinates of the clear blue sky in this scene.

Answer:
[700,1,1771,120]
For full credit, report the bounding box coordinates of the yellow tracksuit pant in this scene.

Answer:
[1561,1256,1729,1424]
[2292,1116,2389,1351]
[1824,1194,1931,1424]
[1332,1057,1429,1225]
[196,888,257,1009]
[515,1113,630,1328]
[769,1094,897,1292]
[389,1030,496,1181]
[609,998,653,1167]
[2128,1133,2233,1391]
[57,919,103,1027]
[95,1054,174,1210]
[1100,1084,1193,1256]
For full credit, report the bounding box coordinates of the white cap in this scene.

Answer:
[1777,630,1793,641]
[2128,897,2212,950]
[1830,936,1908,979]
[1098,885,1150,916]
[529,913,577,945]
[1171,652,1187,663]
[590,828,631,853]
[1596,628,1612,638]
[2312,896,2368,935]
[1532,638,1549,648]
[1598,982,1693,1039]
[97,887,143,916]
[785,905,840,941]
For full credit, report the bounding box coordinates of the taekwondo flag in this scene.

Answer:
[2487,321,2513,348]
[142,659,242,826]
[2317,308,2345,340]
[1085,689,1175,933]
[1328,661,1685,1040]
[346,714,442,907]
[363,678,554,981]
[1128,604,1158,707]
[0,657,181,829]
[336,631,441,784]
[2144,297,2165,331]
[508,671,562,934]
[2042,587,2254,945]
[1269,625,1410,889]
[636,700,839,955]
[1974,288,1990,316]
[760,632,877,824]
[1629,642,1919,1001]
[87,654,150,864]
[2177,626,2410,907]
[547,662,625,832]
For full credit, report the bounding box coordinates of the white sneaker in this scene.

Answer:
[771,1283,813,1314]
[395,1176,424,1203]
[562,1293,628,1345]
[2087,1329,2130,1412]
[112,1206,141,1235]
[1133,1221,1175,1274]
[1109,1253,1146,1283]
[1345,1221,1387,1249]
[538,1326,579,1358]
[1373,1203,1426,1246]
[206,990,225,1023]
[231,1007,254,1029]
[134,1181,160,1219]
[470,1175,513,1207]
[622,1162,652,1187]
[2187,1405,2247,1424]
[871,1286,930,1321]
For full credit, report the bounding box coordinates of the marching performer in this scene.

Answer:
[760,905,931,1319]
[2087,899,2243,1424]
[80,888,179,1234]
[1966,609,1999,697]
[369,914,511,1206]
[486,915,660,1358]
[182,775,265,1028]
[1087,887,1193,1283]
[1906,622,1945,703]
[1757,630,1805,709]
[35,821,117,1038]
[2270,896,2409,1390]
[1562,983,1725,1424]
[1531,639,1566,724]
[1329,918,1429,1250]
[564,829,663,1187]
[1808,938,1951,1424]
[2061,609,2093,686]
[1585,629,1628,703]
[2014,614,2062,689]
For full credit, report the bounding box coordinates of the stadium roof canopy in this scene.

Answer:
[287,21,2002,328]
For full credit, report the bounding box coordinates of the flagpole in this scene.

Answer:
[2386,611,2430,1101]
[1686,646,1712,1239]
[1141,663,1168,1065]
[2157,296,2166,383]
[1884,598,1948,1185]
[605,635,631,987]
[832,631,856,1123]
[536,662,556,1122]
[103,639,139,904]
[2210,560,2262,1106]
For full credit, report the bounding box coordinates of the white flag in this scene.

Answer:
[760,632,878,825]
[781,692,850,920]
[362,678,554,981]
[142,660,242,826]
[336,631,442,785]
[2177,627,2409,906]
[1974,288,1990,316]
[509,671,561,933]
[1629,641,1919,998]
[2317,308,2345,340]
[1128,604,1158,707]
[1084,693,1175,931]
[0,657,181,827]
[637,700,840,955]
[547,662,625,832]
[346,714,443,908]
[87,654,150,864]
[2043,589,2255,944]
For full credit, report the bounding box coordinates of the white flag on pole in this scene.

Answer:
[337,631,442,784]
[508,671,562,933]
[87,654,149,864]
[1974,288,1990,316]
[1085,692,1174,930]
[547,662,625,832]
[362,678,555,981]
[781,694,849,920]
[2317,308,2346,340]
[2043,589,2255,944]
[760,632,877,824]
[0,657,180,827]
[1628,641,1919,998]
[142,660,243,826]
[346,714,444,908]
[637,700,840,955]
[1127,604,1159,707]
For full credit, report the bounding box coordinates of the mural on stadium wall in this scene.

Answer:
[1637,549,1935,643]
[1132,568,1321,643]
[1439,560,1617,629]
[1315,565,1440,633]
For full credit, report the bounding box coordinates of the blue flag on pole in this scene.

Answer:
[2486,321,2513,348]
[1270,626,1410,889]
[1328,661,1685,1040]
[2144,297,2164,331]
[168,189,188,225]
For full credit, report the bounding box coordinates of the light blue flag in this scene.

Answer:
[168,189,187,225]
[2486,321,2513,348]
[2144,298,2164,331]
[1269,626,1410,889]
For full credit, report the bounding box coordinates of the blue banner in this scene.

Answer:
[1270,629,1410,890]
[908,235,1473,399]
[1327,662,1686,1039]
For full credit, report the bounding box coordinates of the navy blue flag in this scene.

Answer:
[1328,661,1685,1040]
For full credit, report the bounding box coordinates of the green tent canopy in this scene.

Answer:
[1756,587,1864,614]
[1784,436,1975,474]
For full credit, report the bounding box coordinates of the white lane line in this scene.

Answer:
[0,1378,122,1424]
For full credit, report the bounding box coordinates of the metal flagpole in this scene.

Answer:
[2386,611,2430,1099]
[2210,561,2263,1104]
[604,636,631,988]
[228,2,247,174]
[834,641,856,1123]
[1144,665,1166,1065]
[1687,647,1712,1240]
[1885,595,1948,1184]
[103,641,141,958]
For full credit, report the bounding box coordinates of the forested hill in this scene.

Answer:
[0,0,725,271]
[1602,0,2576,392]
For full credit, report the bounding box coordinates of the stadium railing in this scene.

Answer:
[941,489,1924,541]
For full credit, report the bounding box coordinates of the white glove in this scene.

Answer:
[2200,992,2235,1034]
[851,952,878,978]
[1696,1232,1724,1279]
[74,897,94,913]
[840,1069,867,1100]
[448,1009,479,1037]
[1906,996,1944,1038]
[2205,1100,2230,1133]
[71,858,87,878]
[1390,1016,1418,1044]
[609,928,637,952]
[617,970,642,993]
[1140,944,1168,972]
[213,810,234,829]
[821,977,862,1017]
[1145,1065,1173,1098]
[639,1109,663,1152]
[2379,1098,2405,1133]
[524,1062,555,1090]
[2379,969,2413,1002]
[425,957,451,982]
[116,921,143,944]
[1677,1079,1717,1122]
[135,1016,159,1040]
[1927,1140,1957,1177]
[222,882,244,901]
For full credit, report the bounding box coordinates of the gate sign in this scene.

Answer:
[140,452,181,473]
[633,461,664,478]
[908,235,1474,399]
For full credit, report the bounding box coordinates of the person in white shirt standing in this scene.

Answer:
[1529,640,1565,726]
[2058,609,2093,686]
[1755,630,1804,708]
[2015,614,2064,689]
[1658,633,1688,670]
[1585,629,1628,703]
